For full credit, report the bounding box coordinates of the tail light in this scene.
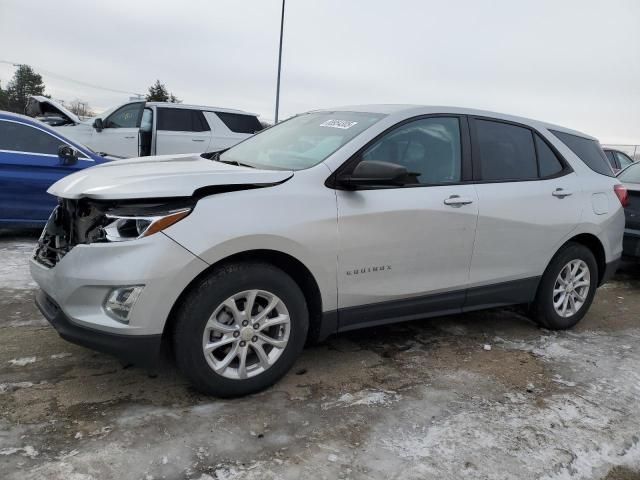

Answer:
[614,184,629,207]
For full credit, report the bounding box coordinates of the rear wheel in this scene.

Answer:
[173,262,308,397]
[531,242,598,330]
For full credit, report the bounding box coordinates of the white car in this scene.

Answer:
[26,96,263,158]
[31,105,625,397]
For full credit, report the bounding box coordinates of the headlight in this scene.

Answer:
[103,208,191,242]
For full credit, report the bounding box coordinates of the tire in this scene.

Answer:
[173,262,308,397]
[531,242,598,330]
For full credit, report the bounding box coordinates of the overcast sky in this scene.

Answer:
[1,0,638,143]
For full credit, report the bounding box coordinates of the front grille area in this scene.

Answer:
[33,199,109,268]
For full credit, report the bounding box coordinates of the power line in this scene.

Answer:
[0,60,144,97]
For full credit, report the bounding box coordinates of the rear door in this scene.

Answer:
[335,115,478,328]
[90,102,144,157]
[0,119,92,223]
[467,117,582,302]
[155,108,212,154]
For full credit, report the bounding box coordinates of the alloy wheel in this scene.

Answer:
[552,259,591,318]
[202,290,291,380]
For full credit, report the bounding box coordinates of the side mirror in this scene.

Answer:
[337,160,412,188]
[58,145,79,165]
[93,118,104,132]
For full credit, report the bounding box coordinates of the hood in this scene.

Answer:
[25,96,82,125]
[47,154,293,200]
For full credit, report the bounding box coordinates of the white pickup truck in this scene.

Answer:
[26,96,263,158]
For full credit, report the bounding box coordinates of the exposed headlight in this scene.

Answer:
[103,208,191,242]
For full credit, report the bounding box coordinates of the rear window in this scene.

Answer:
[215,112,263,134]
[618,163,640,183]
[551,130,613,177]
[157,108,210,132]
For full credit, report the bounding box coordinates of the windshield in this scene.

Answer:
[219,111,385,170]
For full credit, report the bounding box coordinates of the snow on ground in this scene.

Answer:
[0,242,37,290]
[1,237,639,479]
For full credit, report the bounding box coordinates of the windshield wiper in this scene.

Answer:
[201,149,255,168]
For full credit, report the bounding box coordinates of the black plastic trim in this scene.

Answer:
[316,276,542,334]
[468,116,574,183]
[463,277,540,311]
[35,290,162,367]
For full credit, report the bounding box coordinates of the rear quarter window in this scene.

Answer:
[550,130,614,177]
[215,112,263,134]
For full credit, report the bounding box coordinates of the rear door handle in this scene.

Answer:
[192,139,205,142]
[444,195,474,207]
[552,188,573,198]
[124,136,135,139]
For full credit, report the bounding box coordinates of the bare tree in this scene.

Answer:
[67,99,94,119]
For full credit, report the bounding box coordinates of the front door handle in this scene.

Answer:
[444,195,474,207]
[124,135,136,139]
[552,188,573,198]
[192,139,205,142]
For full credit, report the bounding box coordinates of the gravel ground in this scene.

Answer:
[1,228,639,480]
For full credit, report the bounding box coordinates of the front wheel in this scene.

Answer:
[173,262,308,397]
[531,242,598,330]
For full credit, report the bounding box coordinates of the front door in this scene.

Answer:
[90,102,144,157]
[0,119,90,223]
[335,116,478,329]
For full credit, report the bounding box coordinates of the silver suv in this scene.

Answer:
[31,105,626,397]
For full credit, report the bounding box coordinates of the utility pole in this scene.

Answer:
[274,0,285,123]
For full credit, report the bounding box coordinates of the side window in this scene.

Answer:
[360,117,462,185]
[105,103,143,129]
[0,121,64,155]
[475,119,537,181]
[215,112,263,134]
[535,134,563,177]
[615,151,634,169]
[550,130,614,177]
[157,108,210,132]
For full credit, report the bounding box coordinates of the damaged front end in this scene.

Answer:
[34,197,194,268]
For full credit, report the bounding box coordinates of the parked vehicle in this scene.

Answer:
[25,96,264,158]
[31,105,625,397]
[616,162,640,258]
[603,148,635,173]
[0,112,111,227]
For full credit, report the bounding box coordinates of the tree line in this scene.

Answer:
[0,65,181,117]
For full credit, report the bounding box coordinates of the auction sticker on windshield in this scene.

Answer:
[319,119,358,129]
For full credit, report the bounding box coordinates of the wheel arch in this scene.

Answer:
[163,249,326,346]
[561,233,607,285]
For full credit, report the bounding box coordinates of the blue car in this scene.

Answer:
[0,111,110,227]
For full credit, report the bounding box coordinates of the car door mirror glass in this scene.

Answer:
[58,144,79,165]
[339,160,413,188]
[93,118,104,132]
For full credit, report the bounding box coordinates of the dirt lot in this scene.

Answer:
[1,229,639,480]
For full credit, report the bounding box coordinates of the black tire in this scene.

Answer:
[531,242,598,330]
[173,262,308,397]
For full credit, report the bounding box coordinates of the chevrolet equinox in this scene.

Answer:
[31,105,626,397]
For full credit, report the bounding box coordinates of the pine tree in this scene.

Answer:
[0,81,8,111]
[146,80,180,103]
[5,65,47,113]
